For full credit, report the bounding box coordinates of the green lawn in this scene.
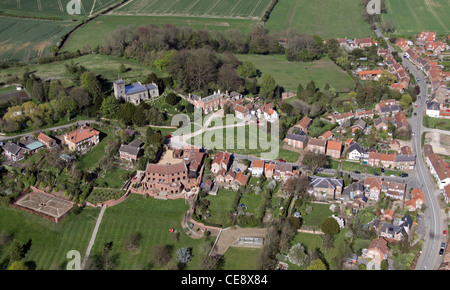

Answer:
[236,54,354,92]
[287,232,323,269]
[265,0,374,39]
[0,205,100,270]
[277,148,300,163]
[204,188,237,227]
[301,203,332,227]
[239,191,264,217]
[89,194,207,270]
[222,247,262,270]
[423,116,450,131]
[96,167,129,189]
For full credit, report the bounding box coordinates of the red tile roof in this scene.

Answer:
[327,141,342,151]
[65,126,99,144]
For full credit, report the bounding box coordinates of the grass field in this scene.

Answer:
[0,17,73,62]
[382,0,450,35]
[236,54,354,92]
[265,0,374,39]
[89,194,207,270]
[112,0,272,19]
[0,0,122,17]
[0,204,100,270]
[0,54,161,87]
[62,15,258,52]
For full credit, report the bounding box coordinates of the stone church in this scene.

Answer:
[113,79,159,105]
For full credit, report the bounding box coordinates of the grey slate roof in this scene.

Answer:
[394,154,416,162]
[309,176,343,189]
[3,141,22,155]
[119,145,141,156]
[348,142,366,154]
[380,105,400,113]
[427,101,440,110]
[285,133,307,142]
[353,118,366,129]
[342,182,364,198]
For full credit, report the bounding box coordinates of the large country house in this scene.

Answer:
[64,126,100,151]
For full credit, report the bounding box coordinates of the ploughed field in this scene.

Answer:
[111,0,272,19]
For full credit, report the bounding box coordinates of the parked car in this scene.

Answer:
[278,159,286,163]
[444,230,447,236]
[353,171,361,174]
[439,243,446,256]
[400,173,408,177]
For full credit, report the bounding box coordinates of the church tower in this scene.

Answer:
[113,79,125,100]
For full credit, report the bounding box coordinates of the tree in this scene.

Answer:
[217,63,243,91]
[307,259,327,270]
[306,80,316,92]
[119,64,127,74]
[320,217,340,235]
[101,95,120,119]
[296,83,304,96]
[8,261,28,270]
[237,61,258,78]
[125,232,142,250]
[399,94,412,110]
[119,102,135,125]
[301,152,329,173]
[152,245,171,267]
[32,81,46,103]
[287,243,308,267]
[176,247,192,264]
[259,74,277,100]
[80,71,101,99]
[166,92,181,106]
[10,240,26,261]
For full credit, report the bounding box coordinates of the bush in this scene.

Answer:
[166,93,181,106]
[320,217,340,235]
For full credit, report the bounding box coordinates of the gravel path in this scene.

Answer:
[81,205,106,270]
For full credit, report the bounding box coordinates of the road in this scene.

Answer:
[374,19,444,270]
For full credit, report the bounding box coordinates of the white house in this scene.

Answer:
[257,103,278,123]
[426,101,440,118]
[250,160,265,177]
[347,142,366,161]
